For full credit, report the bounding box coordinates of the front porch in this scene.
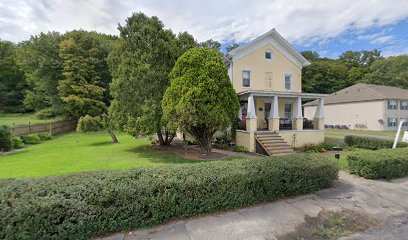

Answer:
[235,90,327,154]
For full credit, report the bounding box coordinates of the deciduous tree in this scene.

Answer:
[58,30,113,118]
[108,12,197,145]
[0,40,26,112]
[162,48,239,154]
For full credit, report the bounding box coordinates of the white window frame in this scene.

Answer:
[284,74,292,91]
[265,50,272,61]
[388,100,397,110]
[242,70,250,88]
[388,117,397,127]
[400,100,408,110]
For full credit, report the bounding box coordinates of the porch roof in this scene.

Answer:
[237,90,327,100]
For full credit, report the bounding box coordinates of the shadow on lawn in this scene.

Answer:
[125,144,206,164]
[88,141,116,147]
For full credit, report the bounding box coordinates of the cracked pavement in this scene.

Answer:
[95,172,408,240]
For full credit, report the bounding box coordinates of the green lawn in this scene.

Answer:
[326,152,350,171]
[325,128,397,137]
[0,132,207,179]
[0,113,63,126]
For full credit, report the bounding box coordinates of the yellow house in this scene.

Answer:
[225,29,326,155]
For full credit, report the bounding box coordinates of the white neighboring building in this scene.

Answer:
[304,83,408,131]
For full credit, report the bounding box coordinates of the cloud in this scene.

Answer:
[1,0,408,47]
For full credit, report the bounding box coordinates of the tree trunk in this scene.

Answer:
[107,130,119,143]
[157,131,165,145]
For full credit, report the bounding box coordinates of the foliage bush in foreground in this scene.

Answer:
[344,135,408,150]
[348,148,408,179]
[11,137,24,149]
[20,134,41,144]
[0,154,338,240]
[0,125,12,151]
[300,139,346,153]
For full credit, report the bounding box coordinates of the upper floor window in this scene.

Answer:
[388,100,397,110]
[402,119,408,127]
[242,70,250,87]
[265,50,272,60]
[284,74,292,91]
[388,117,397,127]
[401,100,408,110]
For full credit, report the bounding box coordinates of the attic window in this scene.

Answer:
[265,51,272,60]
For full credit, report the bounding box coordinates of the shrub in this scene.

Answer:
[0,125,12,151]
[0,154,338,240]
[11,137,24,149]
[76,115,104,132]
[348,148,408,179]
[37,132,52,141]
[344,135,408,150]
[233,145,248,152]
[300,140,345,153]
[21,134,41,145]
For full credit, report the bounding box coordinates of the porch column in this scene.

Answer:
[246,94,257,152]
[313,98,324,130]
[268,95,280,131]
[246,94,257,132]
[292,96,303,130]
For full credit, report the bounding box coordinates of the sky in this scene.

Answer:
[1,0,408,58]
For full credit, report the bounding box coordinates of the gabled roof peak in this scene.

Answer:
[226,29,310,67]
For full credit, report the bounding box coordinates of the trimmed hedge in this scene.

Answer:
[0,154,338,240]
[344,135,408,150]
[348,148,408,179]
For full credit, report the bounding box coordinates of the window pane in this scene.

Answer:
[265,52,271,59]
[285,75,291,90]
[242,71,250,87]
[243,71,250,79]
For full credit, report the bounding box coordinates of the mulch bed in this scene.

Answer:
[151,143,226,160]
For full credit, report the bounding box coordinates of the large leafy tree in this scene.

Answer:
[162,48,240,154]
[363,54,408,89]
[301,51,320,61]
[200,39,221,51]
[58,30,114,118]
[0,40,26,112]
[338,49,382,68]
[15,32,64,116]
[302,60,348,94]
[108,12,197,145]
[226,43,240,53]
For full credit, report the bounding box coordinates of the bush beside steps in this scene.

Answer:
[348,148,408,179]
[0,154,338,240]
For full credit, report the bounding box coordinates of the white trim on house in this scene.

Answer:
[226,29,310,68]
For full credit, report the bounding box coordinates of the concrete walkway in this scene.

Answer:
[96,172,408,240]
[326,131,395,140]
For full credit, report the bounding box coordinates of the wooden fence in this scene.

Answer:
[11,119,77,136]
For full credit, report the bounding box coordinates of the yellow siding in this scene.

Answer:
[235,131,252,151]
[232,44,302,93]
[278,131,324,148]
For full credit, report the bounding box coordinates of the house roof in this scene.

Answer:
[225,29,310,68]
[304,83,408,106]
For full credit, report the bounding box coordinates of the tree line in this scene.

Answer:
[300,50,408,94]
